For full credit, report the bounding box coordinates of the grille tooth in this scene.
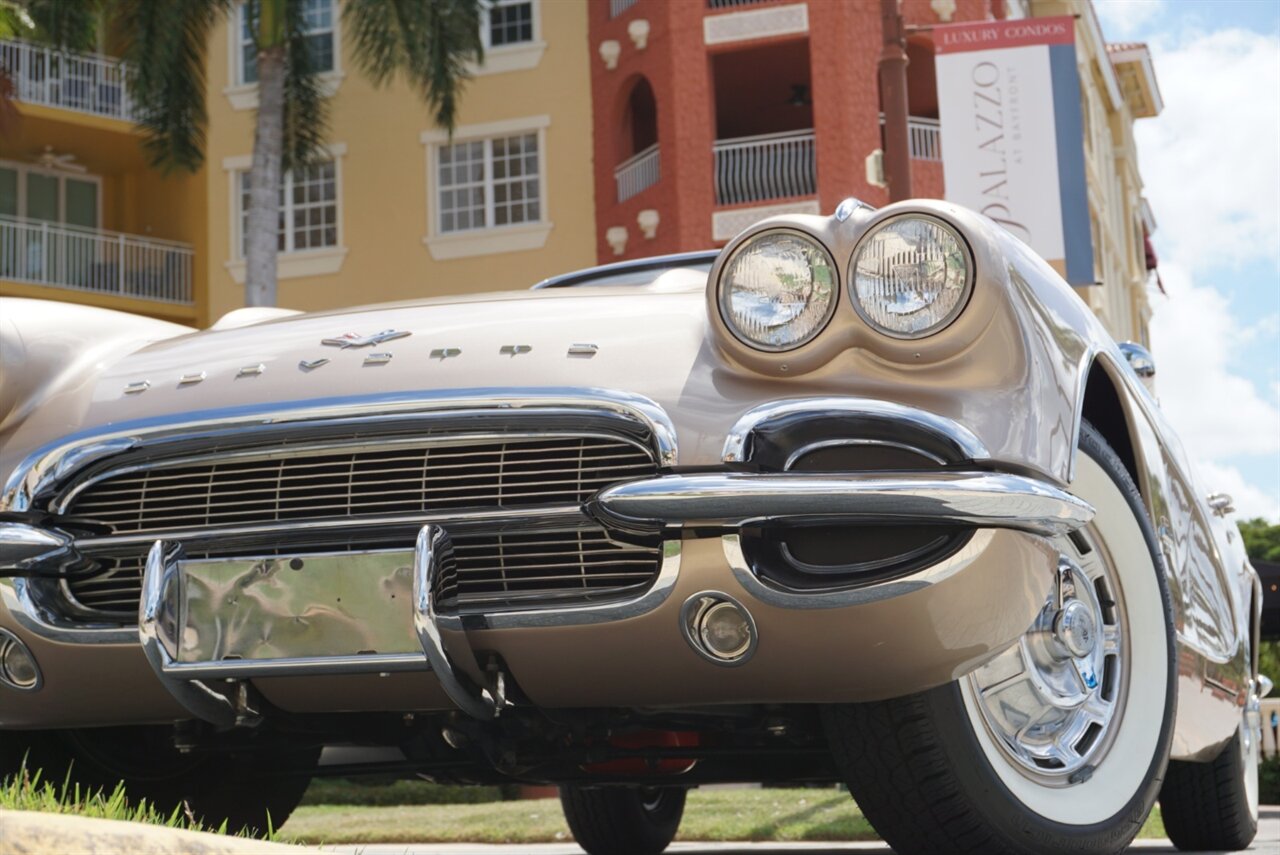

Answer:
[61,433,663,619]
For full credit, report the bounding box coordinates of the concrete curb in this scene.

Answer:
[0,809,308,855]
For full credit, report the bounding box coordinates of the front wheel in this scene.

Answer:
[823,422,1176,854]
[559,785,686,855]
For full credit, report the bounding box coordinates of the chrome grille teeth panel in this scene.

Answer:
[61,433,664,618]
[67,437,654,533]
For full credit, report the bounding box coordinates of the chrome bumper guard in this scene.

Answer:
[138,525,504,726]
[589,471,1093,538]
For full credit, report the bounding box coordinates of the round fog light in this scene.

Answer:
[681,593,757,666]
[0,630,41,690]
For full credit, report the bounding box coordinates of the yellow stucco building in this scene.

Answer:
[1,0,596,328]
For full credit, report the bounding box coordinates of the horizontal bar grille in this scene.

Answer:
[59,431,663,619]
[66,530,662,616]
[66,436,655,533]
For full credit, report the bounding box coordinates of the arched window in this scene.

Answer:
[623,76,658,158]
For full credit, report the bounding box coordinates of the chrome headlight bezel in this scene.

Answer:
[848,214,975,341]
[715,229,840,353]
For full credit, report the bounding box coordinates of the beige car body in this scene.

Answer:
[0,198,1258,765]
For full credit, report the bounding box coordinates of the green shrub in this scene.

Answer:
[1261,755,1280,806]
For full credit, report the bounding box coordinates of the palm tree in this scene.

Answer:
[21,0,483,306]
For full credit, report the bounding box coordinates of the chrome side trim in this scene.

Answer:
[591,472,1093,538]
[531,250,718,290]
[413,525,504,720]
[2,387,680,512]
[139,541,237,727]
[721,397,989,464]
[724,529,999,610]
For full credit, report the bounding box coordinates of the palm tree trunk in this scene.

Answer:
[245,45,286,307]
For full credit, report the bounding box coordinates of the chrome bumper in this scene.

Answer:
[139,525,506,727]
[589,471,1092,538]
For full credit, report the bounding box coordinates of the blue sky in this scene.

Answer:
[1094,0,1280,520]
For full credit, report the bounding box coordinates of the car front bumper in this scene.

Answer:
[0,392,1086,727]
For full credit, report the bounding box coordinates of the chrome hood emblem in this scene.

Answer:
[321,329,412,348]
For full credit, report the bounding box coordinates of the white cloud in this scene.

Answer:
[1136,28,1280,273]
[1192,461,1280,522]
[1135,25,1280,521]
[1150,262,1280,461]
[1094,0,1166,39]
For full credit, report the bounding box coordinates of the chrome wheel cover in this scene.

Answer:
[967,528,1127,784]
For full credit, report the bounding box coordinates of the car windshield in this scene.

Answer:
[532,251,717,290]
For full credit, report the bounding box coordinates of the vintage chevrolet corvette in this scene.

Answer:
[0,198,1267,854]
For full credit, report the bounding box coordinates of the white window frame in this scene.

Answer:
[0,158,103,228]
[224,0,345,111]
[221,144,348,284]
[471,0,545,76]
[421,116,552,260]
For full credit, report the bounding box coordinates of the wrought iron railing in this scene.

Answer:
[879,114,944,162]
[0,215,194,305]
[713,129,816,206]
[615,143,660,203]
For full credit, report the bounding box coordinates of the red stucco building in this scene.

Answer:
[588,0,1016,263]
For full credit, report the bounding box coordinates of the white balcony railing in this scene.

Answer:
[906,116,942,161]
[615,143,660,203]
[713,129,816,206]
[707,0,776,8]
[879,114,943,162]
[610,0,639,18]
[0,38,133,121]
[0,216,193,305]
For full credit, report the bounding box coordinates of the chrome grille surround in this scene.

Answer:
[2,388,680,631]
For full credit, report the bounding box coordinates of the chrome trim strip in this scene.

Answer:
[591,472,1093,538]
[0,523,72,570]
[782,437,949,470]
[2,387,679,512]
[139,541,237,727]
[413,525,503,720]
[724,529,999,609]
[160,653,427,679]
[71,506,591,551]
[721,397,989,464]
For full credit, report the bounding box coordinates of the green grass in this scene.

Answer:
[278,787,1169,846]
[299,777,509,807]
[0,765,237,835]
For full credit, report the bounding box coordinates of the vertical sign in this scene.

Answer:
[934,17,1094,285]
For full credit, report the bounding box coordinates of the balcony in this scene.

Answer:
[880,114,943,162]
[615,143,660,203]
[0,215,194,305]
[714,129,816,207]
[0,38,133,121]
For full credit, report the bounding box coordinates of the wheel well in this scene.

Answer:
[1080,360,1140,491]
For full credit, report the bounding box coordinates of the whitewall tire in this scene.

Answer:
[822,422,1176,854]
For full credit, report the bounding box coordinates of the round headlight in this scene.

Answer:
[718,231,838,351]
[850,216,972,338]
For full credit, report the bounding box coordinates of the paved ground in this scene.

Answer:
[323,806,1280,855]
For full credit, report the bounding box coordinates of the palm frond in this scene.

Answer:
[23,0,99,50]
[281,0,328,171]
[342,0,483,133]
[115,0,230,173]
